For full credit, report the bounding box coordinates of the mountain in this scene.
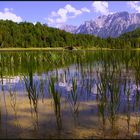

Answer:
[60,12,140,38]
[60,24,77,34]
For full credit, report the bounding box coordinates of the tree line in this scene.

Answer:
[0,20,140,49]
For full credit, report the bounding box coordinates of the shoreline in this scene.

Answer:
[0,47,140,51]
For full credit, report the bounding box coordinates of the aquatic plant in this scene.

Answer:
[107,67,121,137]
[48,75,62,130]
[69,77,80,114]
[95,55,122,137]
[8,85,21,128]
[24,76,39,113]
[96,69,108,136]
[39,78,45,103]
[23,72,39,130]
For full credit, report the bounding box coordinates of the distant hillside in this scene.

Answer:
[117,27,140,48]
[0,20,140,49]
[0,20,99,48]
[119,27,140,39]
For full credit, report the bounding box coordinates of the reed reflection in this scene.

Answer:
[0,51,140,138]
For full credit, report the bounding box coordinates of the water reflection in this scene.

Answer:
[0,50,140,138]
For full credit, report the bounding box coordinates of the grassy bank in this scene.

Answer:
[0,47,65,51]
[0,47,104,51]
[0,47,140,51]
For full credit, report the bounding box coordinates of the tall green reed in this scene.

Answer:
[23,71,39,130]
[48,75,62,130]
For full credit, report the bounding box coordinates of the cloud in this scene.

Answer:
[51,11,58,17]
[65,4,82,16]
[47,17,54,24]
[4,8,13,12]
[81,7,90,13]
[92,1,110,15]
[46,4,90,27]
[0,8,22,22]
[127,1,140,12]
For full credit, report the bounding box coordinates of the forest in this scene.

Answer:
[0,20,140,49]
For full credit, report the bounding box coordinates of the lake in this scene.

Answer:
[0,50,140,139]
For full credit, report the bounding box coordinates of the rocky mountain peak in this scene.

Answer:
[59,11,140,38]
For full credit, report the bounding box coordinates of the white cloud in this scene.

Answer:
[81,7,90,13]
[127,1,140,12]
[47,17,54,24]
[51,11,58,17]
[4,8,13,12]
[65,4,82,16]
[0,8,22,22]
[92,1,110,15]
[46,4,90,27]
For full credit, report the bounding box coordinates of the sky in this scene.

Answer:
[0,1,140,27]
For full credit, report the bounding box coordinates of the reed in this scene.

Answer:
[39,78,45,103]
[69,77,79,114]
[23,73,39,130]
[49,75,62,129]
[24,75,39,113]
[96,69,108,136]
[8,85,21,128]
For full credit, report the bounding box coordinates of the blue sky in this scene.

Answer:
[0,1,140,27]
